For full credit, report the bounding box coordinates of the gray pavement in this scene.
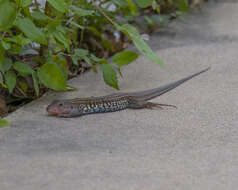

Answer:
[1,1,238,189]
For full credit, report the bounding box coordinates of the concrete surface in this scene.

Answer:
[1,1,238,189]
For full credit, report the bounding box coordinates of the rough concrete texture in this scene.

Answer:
[1,1,238,190]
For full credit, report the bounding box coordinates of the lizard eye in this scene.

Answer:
[58,102,63,106]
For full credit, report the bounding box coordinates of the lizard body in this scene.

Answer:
[46,67,210,117]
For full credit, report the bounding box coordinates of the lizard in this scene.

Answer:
[46,67,210,118]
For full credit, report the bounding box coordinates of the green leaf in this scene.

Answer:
[5,70,17,93]
[0,0,17,30]
[0,58,12,73]
[37,62,66,91]
[13,61,34,75]
[19,48,39,56]
[31,11,49,21]
[178,0,189,12]
[71,6,95,17]
[111,0,127,7]
[32,71,39,96]
[22,0,32,7]
[112,51,139,67]
[19,81,27,92]
[71,56,78,65]
[16,18,47,45]
[100,63,119,90]
[53,31,70,52]
[74,48,88,58]
[1,40,11,50]
[90,54,107,64]
[119,24,164,66]
[5,34,31,45]
[134,0,153,8]
[69,20,85,29]
[0,117,11,128]
[83,56,92,66]
[144,15,156,26]
[14,0,32,7]
[47,0,68,13]
[126,0,138,16]
[152,0,160,13]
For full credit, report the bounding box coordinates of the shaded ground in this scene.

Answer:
[1,1,238,189]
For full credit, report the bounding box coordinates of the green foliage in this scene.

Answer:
[100,63,119,90]
[178,0,189,12]
[16,18,47,45]
[0,0,190,98]
[135,0,153,8]
[0,117,11,128]
[119,24,164,66]
[112,51,139,67]
[13,61,34,75]
[0,58,12,73]
[0,0,17,30]
[37,62,67,91]
[47,0,68,13]
[5,70,16,93]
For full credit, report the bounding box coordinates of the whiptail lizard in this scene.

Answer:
[47,67,210,117]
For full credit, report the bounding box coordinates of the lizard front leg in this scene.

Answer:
[128,99,177,109]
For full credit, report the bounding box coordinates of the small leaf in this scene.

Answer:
[14,0,32,7]
[16,18,47,45]
[82,56,90,65]
[90,54,107,64]
[0,117,11,128]
[144,15,156,26]
[74,48,88,58]
[0,1,17,30]
[134,0,153,8]
[19,48,39,56]
[53,31,70,52]
[19,81,27,92]
[13,61,34,75]
[71,56,78,65]
[112,51,138,67]
[71,6,95,17]
[69,20,85,29]
[1,40,11,50]
[126,0,138,16]
[31,11,49,21]
[119,24,164,66]
[47,0,68,13]
[37,62,66,91]
[32,71,39,96]
[0,58,12,73]
[100,63,119,90]
[22,0,32,7]
[5,70,17,93]
[178,0,189,12]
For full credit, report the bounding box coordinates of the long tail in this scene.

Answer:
[130,67,210,101]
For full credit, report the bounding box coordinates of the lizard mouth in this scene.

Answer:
[46,105,69,116]
[46,105,58,115]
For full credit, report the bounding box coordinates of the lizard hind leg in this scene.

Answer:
[128,99,177,110]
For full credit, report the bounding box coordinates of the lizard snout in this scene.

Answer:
[46,100,71,116]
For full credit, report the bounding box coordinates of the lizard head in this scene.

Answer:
[46,100,83,117]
